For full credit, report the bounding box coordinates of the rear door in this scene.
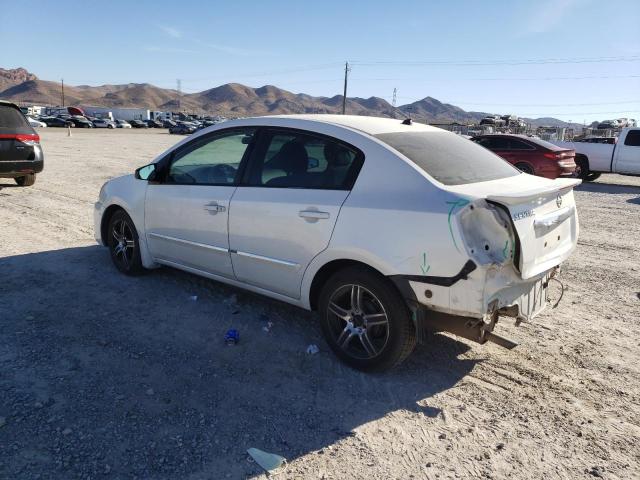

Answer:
[0,104,37,163]
[228,128,363,298]
[614,129,640,174]
[145,128,255,278]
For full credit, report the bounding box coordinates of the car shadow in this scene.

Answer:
[0,181,21,189]
[0,245,479,478]
[576,181,640,195]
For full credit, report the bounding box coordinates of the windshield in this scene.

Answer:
[375,131,520,185]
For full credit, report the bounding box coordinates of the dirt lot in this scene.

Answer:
[1,128,639,479]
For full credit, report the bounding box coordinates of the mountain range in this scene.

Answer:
[0,67,572,126]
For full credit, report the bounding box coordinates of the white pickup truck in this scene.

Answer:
[553,127,640,181]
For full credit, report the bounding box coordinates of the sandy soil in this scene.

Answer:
[1,128,639,479]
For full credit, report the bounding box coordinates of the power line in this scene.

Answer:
[351,54,640,67]
[388,98,640,107]
[349,74,640,82]
[484,110,638,116]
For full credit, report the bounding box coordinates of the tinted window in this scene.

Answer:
[168,129,255,185]
[473,136,511,150]
[525,137,566,151]
[376,131,519,185]
[0,105,32,133]
[248,130,361,189]
[508,139,534,150]
[624,130,640,146]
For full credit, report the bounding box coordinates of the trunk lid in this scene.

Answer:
[447,175,581,279]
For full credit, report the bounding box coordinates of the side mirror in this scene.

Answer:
[135,163,157,181]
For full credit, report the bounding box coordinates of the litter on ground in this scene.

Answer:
[247,447,286,473]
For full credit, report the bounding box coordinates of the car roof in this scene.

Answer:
[229,114,442,136]
[0,100,21,109]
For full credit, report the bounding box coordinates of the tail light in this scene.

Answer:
[543,150,573,160]
[0,133,40,146]
[545,150,575,167]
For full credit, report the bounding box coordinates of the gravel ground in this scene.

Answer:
[1,128,639,479]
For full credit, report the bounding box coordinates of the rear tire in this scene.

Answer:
[515,162,535,175]
[318,266,416,371]
[107,210,144,275]
[15,174,36,186]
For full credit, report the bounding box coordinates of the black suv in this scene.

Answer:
[0,101,44,186]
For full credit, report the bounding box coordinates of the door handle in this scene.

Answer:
[203,202,226,214]
[299,210,330,220]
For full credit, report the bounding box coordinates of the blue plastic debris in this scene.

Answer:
[224,329,239,345]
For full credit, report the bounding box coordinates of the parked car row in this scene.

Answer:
[169,118,227,135]
[26,114,183,130]
[596,118,636,130]
[479,115,527,129]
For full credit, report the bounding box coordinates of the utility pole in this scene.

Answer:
[342,61,350,115]
[61,78,65,107]
[176,79,182,115]
[392,87,397,107]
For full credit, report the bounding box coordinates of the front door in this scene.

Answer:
[145,128,255,278]
[614,129,640,174]
[229,128,363,298]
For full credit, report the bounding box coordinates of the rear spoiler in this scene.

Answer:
[486,178,581,205]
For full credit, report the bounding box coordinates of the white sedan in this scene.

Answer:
[94,115,580,370]
[27,116,47,128]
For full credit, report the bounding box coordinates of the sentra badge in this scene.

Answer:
[512,209,535,221]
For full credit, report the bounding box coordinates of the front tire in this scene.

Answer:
[107,210,143,275]
[15,174,36,186]
[318,266,416,371]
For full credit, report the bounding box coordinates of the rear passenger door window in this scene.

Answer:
[246,129,362,189]
[508,139,534,150]
[486,137,511,151]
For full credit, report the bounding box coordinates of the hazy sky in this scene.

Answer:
[1,0,639,121]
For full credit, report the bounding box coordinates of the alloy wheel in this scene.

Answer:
[326,284,390,360]
[111,218,136,270]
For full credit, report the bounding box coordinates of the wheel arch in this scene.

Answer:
[307,258,397,311]
[514,161,536,174]
[575,153,590,170]
[100,203,126,245]
[99,201,158,269]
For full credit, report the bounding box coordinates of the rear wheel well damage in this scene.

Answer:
[100,205,125,245]
[309,259,396,311]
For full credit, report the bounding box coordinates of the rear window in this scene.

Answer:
[525,137,567,151]
[0,104,32,133]
[624,130,640,146]
[375,131,519,185]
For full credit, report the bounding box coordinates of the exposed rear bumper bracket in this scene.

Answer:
[415,307,518,350]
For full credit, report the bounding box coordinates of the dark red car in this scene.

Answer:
[470,134,576,179]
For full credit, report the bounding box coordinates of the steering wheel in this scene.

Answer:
[207,164,237,183]
[169,167,196,184]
